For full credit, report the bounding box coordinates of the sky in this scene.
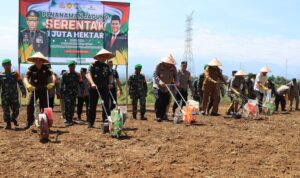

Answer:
[1,0,300,79]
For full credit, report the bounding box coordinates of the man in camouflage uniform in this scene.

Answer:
[172,61,193,116]
[77,68,90,121]
[86,49,113,128]
[128,64,148,120]
[153,54,178,122]
[23,52,55,129]
[0,59,26,129]
[61,61,83,125]
[19,10,48,57]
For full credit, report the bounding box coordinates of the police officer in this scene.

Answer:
[86,49,113,128]
[19,10,48,57]
[23,52,55,129]
[0,58,26,129]
[77,68,90,121]
[128,64,148,120]
[61,61,82,125]
[172,61,193,116]
[153,54,178,122]
[107,59,123,111]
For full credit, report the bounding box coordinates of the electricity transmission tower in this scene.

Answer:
[183,11,194,76]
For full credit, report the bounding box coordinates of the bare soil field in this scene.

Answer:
[0,104,299,177]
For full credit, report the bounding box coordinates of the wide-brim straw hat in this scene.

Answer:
[235,70,246,76]
[27,52,48,63]
[208,58,222,66]
[160,54,176,65]
[94,48,115,61]
[260,65,271,72]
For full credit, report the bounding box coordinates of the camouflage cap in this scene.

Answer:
[2,58,11,65]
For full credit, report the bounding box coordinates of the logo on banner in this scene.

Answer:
[66,3,72,9]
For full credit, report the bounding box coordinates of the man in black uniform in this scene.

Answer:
[19,10,48,57]
[107,59,123,111]
[86,48,113,128]
[23,52,55,129]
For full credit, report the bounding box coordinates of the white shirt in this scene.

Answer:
[254,72,267,92]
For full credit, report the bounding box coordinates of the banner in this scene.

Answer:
[19,0,130,65]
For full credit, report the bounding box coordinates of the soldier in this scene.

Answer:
[86,49,113,128]
[128,64,148,120]
[77,68,90,121]
[287,78,300,111]
[23,52,55,129]
[61,61,82,125]
[58,70,66,121]
[172,61,193,116]
[201,58,226,116]
[107,59,123,111]
[153,54,178,122]
[19,10,48,57]
[0,58,26,129]
[254,66,271,112]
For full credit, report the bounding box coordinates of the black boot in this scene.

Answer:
[132,114,137,119]
[12,119,19,126]
[5,122,11,130]
[141,114,147,120]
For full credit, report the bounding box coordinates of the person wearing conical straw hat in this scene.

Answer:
[61,60,83,126]
[201,58,226,116]
[254,65,271,113]
[23,52,55,129]
[86,48,114,128]
[153,54,178,122]
[226,70,248,116]
[0,58,27,129]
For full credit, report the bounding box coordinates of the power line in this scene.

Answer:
[182,11,194,76]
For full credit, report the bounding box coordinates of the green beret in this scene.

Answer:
[68,60,76,66]
[2,58,11,65]
[135,64,142,69]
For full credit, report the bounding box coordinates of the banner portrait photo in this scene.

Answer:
[19,0,130,65]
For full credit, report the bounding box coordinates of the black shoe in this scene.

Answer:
[12,119,19,126]
[296,108,300,111]
[23,122,33,130]
[5,122,11,130]
[77,115,82,120]
[141,115,147,120]
[282,109,287,111]
[211,113,221,116]
[132,115,137,119]
[156,118,162,122]
[201,111,208,116]
[87,123,93,128]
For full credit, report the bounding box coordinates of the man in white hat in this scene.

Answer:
[86,48,113,128]
[153,54,178,122]
[254,66,270,112]
[226,70,248,115]
[202,58,226,116]
[23,52,55,129]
